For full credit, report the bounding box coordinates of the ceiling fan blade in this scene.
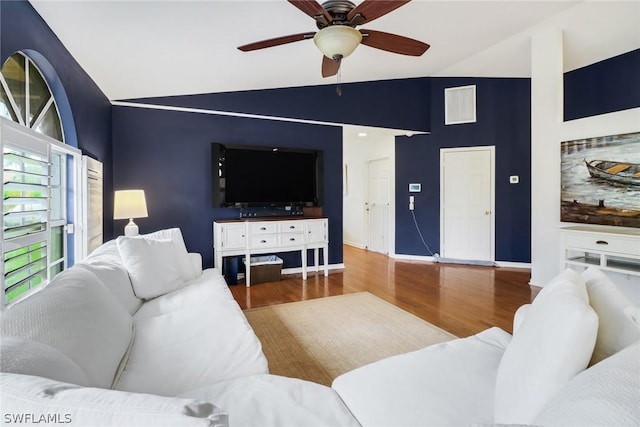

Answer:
[322,55,341,78]
[360,29,429,56]
[347,0,411,25]
[238,32,316,52]
[288,0,333,24]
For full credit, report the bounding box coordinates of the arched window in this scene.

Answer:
[0,52,63,142]
[1,52,78,305]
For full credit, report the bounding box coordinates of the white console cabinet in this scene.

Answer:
[214,218,328,286]
[561,226,640,276]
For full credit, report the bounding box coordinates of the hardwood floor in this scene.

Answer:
[229,245,540,337]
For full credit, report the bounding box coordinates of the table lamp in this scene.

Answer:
[114,190,148,236]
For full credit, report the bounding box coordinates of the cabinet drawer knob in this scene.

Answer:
[289,225,295,229]
[260,239,267,243]
[596,240,609,245]
[260,227,266,231]
[289,237,296,241]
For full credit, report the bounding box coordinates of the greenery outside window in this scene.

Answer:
[1,52,68,305]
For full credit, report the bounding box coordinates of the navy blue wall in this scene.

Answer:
[112,106,342,268]
[1,1,114,237]
[564,48,640,121]
[127,78,431,133]
[396,78,532,262]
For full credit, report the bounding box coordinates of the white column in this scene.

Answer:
[530,27,564,287]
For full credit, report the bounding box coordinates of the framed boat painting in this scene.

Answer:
[561,131,640,228]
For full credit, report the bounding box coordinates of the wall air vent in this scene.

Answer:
[444,85,476,125]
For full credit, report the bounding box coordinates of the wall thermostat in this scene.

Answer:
[409,183,422,192]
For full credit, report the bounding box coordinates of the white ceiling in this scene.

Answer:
[28,0,597,101]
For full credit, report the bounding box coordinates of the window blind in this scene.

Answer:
[2,144,50,303]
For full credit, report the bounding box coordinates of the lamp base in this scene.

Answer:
[124,219,139,236]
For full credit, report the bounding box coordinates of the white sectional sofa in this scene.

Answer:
[333,267,640,426]
[2,227,639,426]
[0,229,359,427]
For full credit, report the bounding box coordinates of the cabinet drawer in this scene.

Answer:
[279,233,304,247]
[250,235,278,248]
[565,233,640,256]
[278,221,304,233]
[250,222,277,235]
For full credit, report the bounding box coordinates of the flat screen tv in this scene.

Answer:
[212,143,324,207]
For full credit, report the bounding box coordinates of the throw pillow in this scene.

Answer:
[117,236,184,299]
[512,303,531,334]
[494,268,598,425]
[0,373,227,427]
[0,268,133,389]
[0,337,90,386]
[142,228,199,281]
[582,266,640,365]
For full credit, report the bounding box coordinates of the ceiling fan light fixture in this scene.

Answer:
[313,25,362,60]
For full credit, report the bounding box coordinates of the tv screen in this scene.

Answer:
[212,143,323,207]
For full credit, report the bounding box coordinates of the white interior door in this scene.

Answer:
[440,146,495,261]
[367,158,390,254]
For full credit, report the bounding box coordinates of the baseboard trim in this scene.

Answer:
[390,253,436,262]
[495,261,531,269]
[390,253,532,270]
[237,263,345,279]
[344,241,366,250]
[282,263,346,275]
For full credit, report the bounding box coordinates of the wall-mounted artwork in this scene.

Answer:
[561,131,640,228]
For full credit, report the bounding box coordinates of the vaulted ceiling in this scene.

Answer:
[29,1,632,101]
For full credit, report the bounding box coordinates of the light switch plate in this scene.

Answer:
[510,175,519,184]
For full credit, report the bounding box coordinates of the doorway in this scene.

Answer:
[440,146,495,261]
[342,125,397,254]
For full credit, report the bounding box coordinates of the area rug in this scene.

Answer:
[244,292,457,386]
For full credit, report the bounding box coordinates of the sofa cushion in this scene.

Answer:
[0,268,133,389]
[533,341,640,426]
[76,239,142,315]
[332,327,511,426]
[494,268,598,425]
[142,228,199,282]
[117,236,185,299]
[180,374,360,427]
[0,373,227,427]
[114,272,268,396]
[0,337,89,386]
[582,266,640,365]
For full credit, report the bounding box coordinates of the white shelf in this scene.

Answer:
[561,226,640,277]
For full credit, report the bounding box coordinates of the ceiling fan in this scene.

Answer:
[238,0,430,78]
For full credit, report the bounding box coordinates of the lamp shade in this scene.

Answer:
[114,190,148,220]
[313,25,362,60]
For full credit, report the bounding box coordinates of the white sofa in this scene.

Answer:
[0,229,359,427]
[2,228,639,426]
[332,267,640,426]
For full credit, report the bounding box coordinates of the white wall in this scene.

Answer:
[343,128,396,253]
[530,2,640,299]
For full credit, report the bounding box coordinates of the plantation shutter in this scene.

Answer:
[2,122,50,304]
